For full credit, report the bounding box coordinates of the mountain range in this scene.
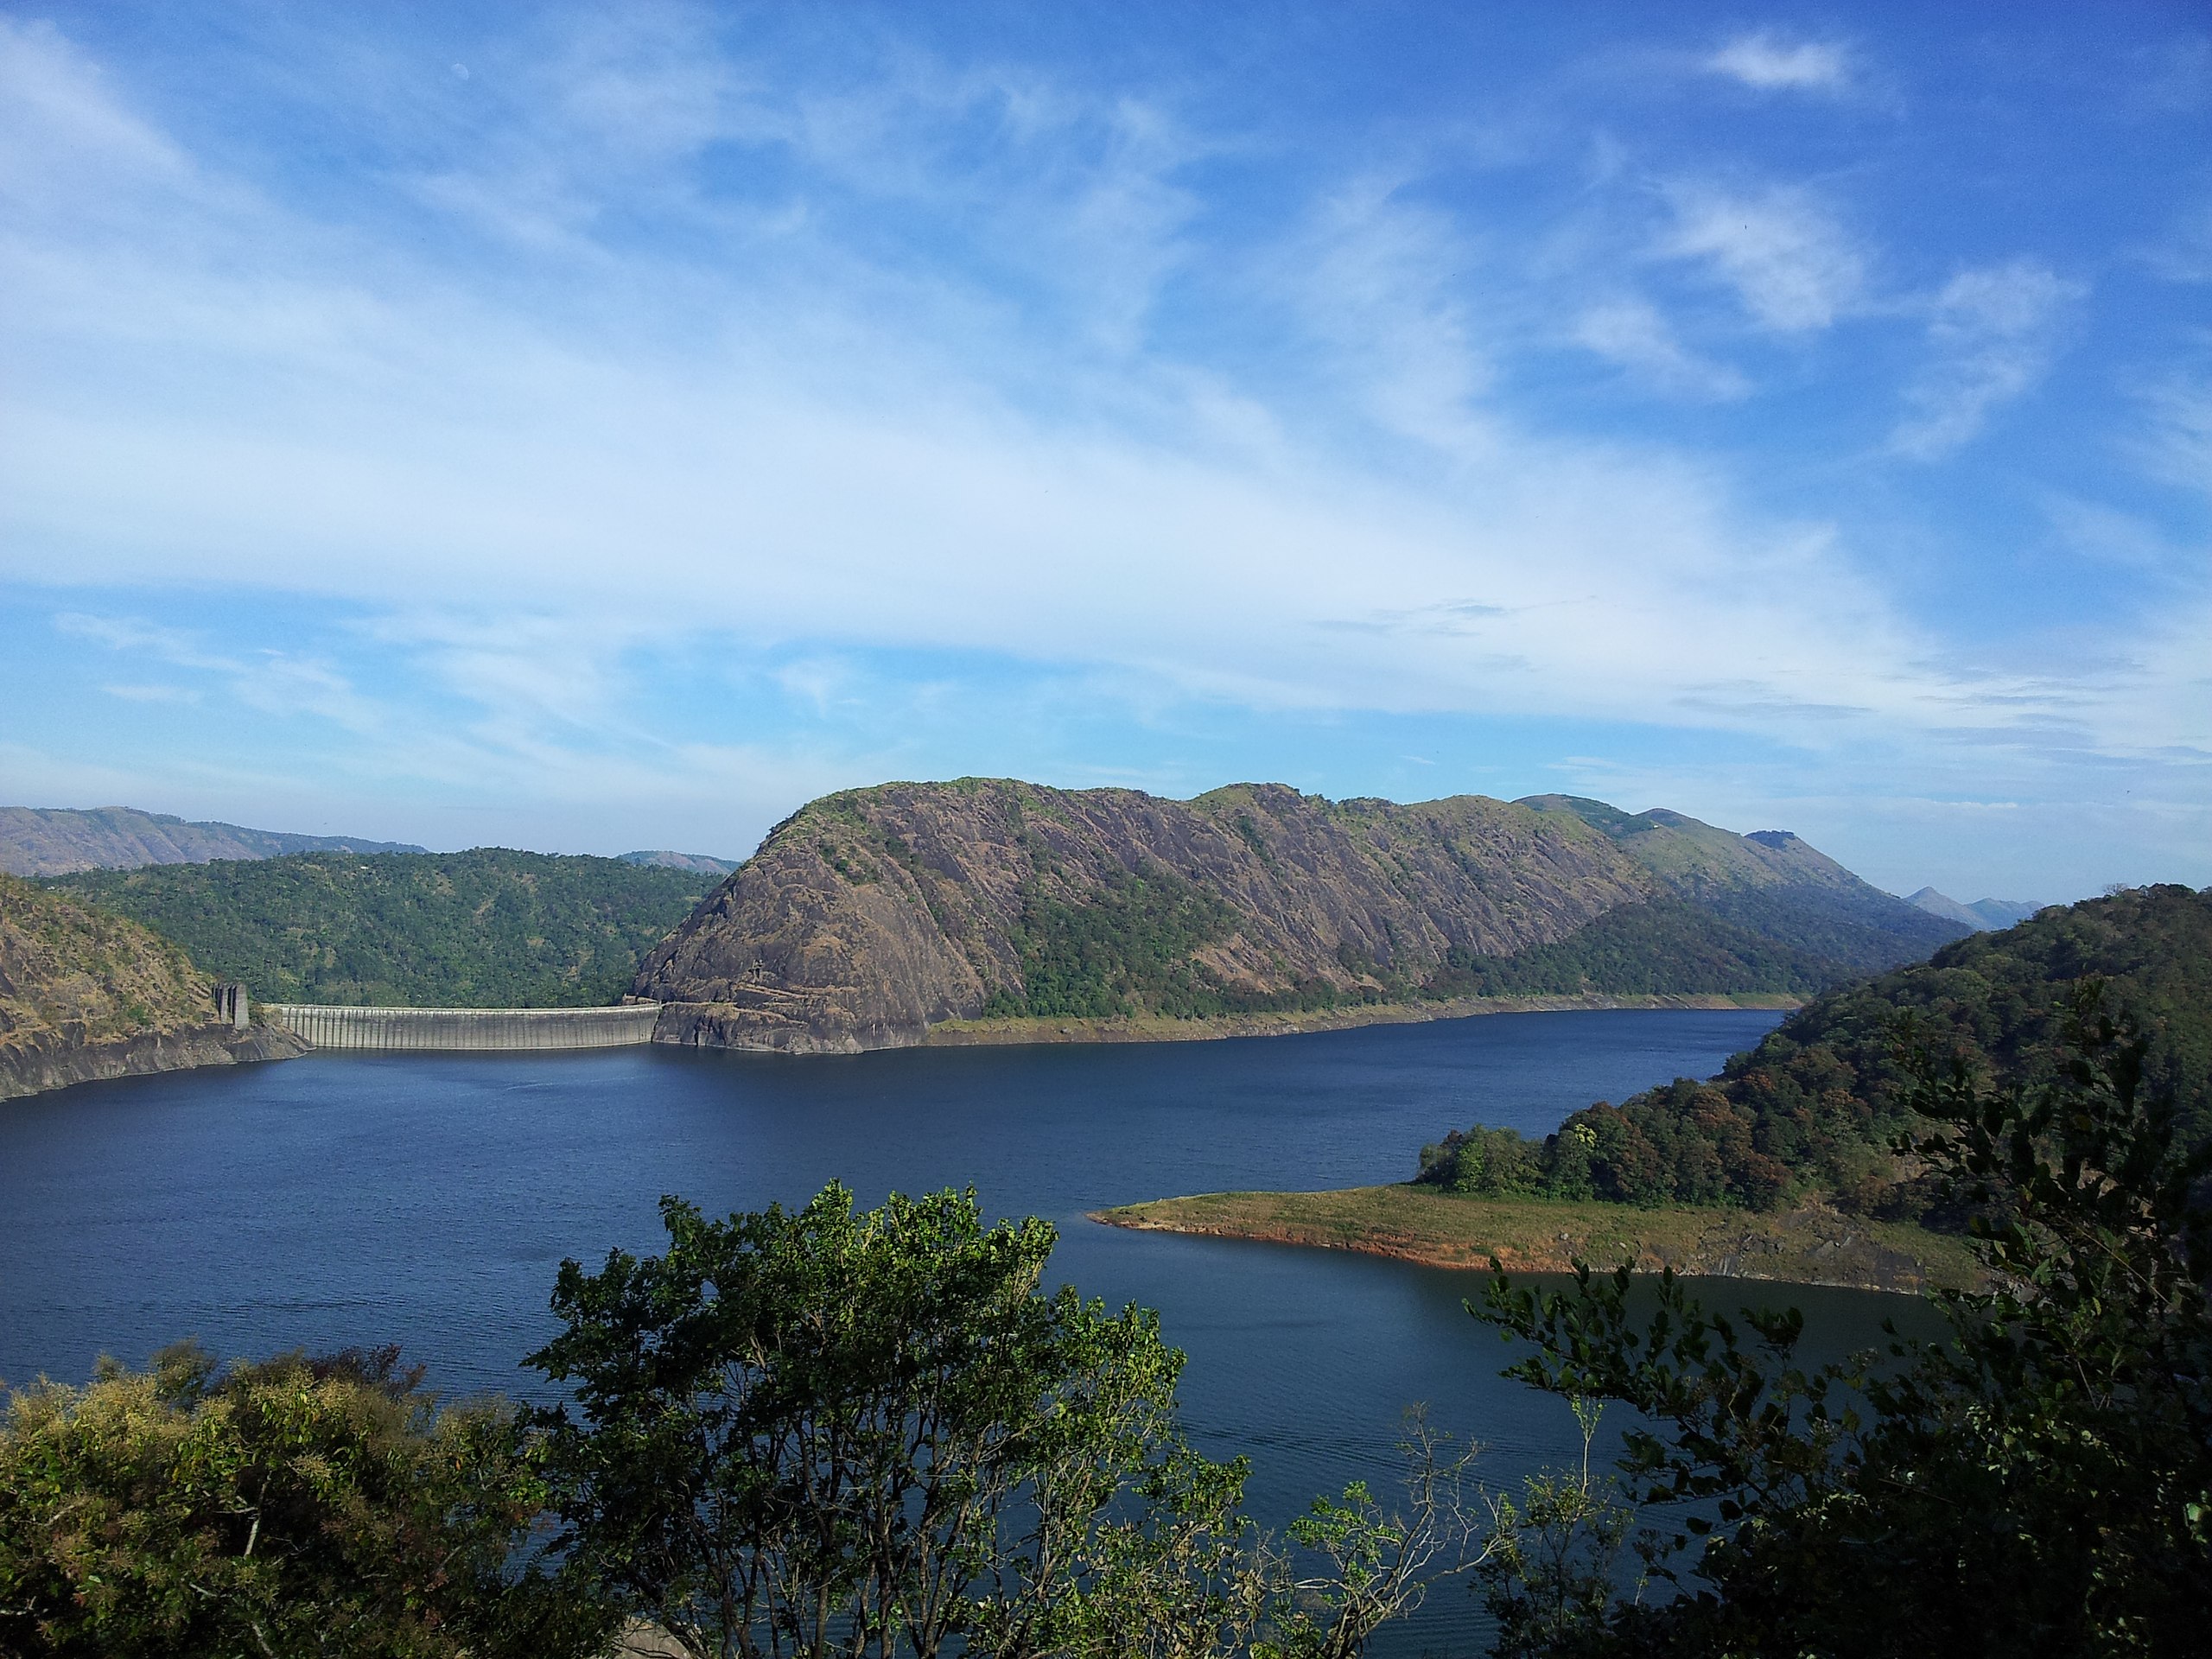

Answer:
[639,780,1967,1053]
[0,804,742,881]
[0,806,425,877]
[1906,887,2044,931]
[4,778,1979,1089]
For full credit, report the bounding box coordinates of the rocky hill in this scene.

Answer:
[0,806,423,877]
[638,779,1963,1053]
[0,874,302,1101]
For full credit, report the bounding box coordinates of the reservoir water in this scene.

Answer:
[0,1008,1923,1652]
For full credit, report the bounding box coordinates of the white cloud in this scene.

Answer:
[2139,193,2212,283]
[0,5,2201,849]
[2135,366,2212,498]
[1705,32,1853,95]
[1891,260,2079,460]
[1571,296,1751,398]
[1284,175,1496,454]
[1659,181,1866,332]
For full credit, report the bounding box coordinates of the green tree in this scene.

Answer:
[528,1185,1478,1659]
[1473,992,2212,1656]
[0,1344,601,1659]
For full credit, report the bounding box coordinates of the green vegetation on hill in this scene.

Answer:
[0,872,213,1046]
[1418,883,2212,1217]
[1517,796,1967,978]
[980,868,1258,1019]
[974,793,1978,1023]
[43,850,714,1008]
[1421,899,1837,999]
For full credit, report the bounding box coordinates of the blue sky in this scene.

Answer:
[2,2,2206,900]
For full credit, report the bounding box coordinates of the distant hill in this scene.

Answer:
[0,806,424,877]
[0,873,300,1100]
[1517,797,1967,977]
[1418,883,2212,1217]
[637,778,1964,1053]
[618,849,742,875]
[43,850,717,1008]
[1907,887,2043,931]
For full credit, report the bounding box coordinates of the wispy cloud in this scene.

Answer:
[1704,32,1853,95]
[1658,181,1866,332]
[1891,260,2080,460]
[1571,296,1751,398]
[0,6,2205,891]
[57,613,387,734]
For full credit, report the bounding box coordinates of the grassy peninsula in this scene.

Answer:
[1103,885,2211,1293]
[1096,1185,1980,1293]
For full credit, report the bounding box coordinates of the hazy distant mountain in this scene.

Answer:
[1517,798,1968,978]
[0,806,425,877]
[617,849,742,875]
[1907,887,2043,931]
[638,779,1968,1054]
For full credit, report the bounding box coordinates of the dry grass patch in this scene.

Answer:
[1094,1184,1982,1295]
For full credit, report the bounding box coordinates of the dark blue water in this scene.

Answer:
[0,1009,1922,1652]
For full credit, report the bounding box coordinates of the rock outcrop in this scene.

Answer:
[0,874,303,1102]
[638,779,1948,1055]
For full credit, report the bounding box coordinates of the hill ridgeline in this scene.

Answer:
[0,805,425,877]
[637,779,1962,1053]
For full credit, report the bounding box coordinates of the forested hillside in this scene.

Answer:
[45,851,715,1008]
[1,873,299,1099]
[1418,883,2212,1217]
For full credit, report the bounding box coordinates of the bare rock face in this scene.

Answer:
[637,779,1654,1054]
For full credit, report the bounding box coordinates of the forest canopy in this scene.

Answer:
[1418,884,2212,1217]
[41,849,715,1007]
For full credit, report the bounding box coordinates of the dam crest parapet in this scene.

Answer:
[264,1002,660,1052]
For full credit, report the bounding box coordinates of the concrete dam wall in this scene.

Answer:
[264,1002,662,1052]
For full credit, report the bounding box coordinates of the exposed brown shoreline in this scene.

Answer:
[921,991,1801,1048]
[1091,1185,1983,1296]
[0,1021,308,1103]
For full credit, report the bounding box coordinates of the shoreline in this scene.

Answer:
[0,1021,308,1103]
[1091,1185,1982,1296]
[921,991,1801,1048]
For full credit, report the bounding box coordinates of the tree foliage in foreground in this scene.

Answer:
[527,1184,1480,1659]
[1473,990,2212,1656]
[0,1344,602,1659]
